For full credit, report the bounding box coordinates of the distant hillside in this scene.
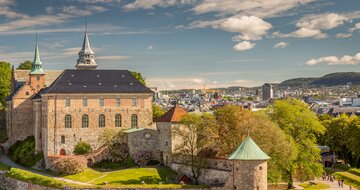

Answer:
[279,72,360,88]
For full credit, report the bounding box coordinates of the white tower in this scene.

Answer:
[75,25,97,70]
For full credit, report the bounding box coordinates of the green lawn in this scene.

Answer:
[299,182,330,189]
[335,172,360,188]
[63,168,104,183]
[90,167,177,185]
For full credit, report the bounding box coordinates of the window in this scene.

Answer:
[165,141,169,147]
[37,76,40,81]
[115,114,122,127]
[132,96,137,107]
[99,97,104,107]
[61,135,65,144]
[116,97,120,107]
[99,114,105,127]
[259,166,263,170]
[131,114,138,128]
[65,115,72,128]
[25,91,29,95]
[82,114,89,128]
[65,97,71,107]
[83,97,87,107]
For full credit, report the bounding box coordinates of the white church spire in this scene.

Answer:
[75,22,97,70]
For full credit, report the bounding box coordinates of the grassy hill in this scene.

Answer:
[279,72,360,88]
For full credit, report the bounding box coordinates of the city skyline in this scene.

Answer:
[1,0,360,90]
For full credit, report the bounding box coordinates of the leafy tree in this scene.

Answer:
[153,104,166,121]
[173,113,208,185]
[347,118,360,167]
[0,61,11,110]
[268,98,325,188]
[205,105,296,183]
[16,60,32,70]
[130,71,145,85]
[73,141,92,155]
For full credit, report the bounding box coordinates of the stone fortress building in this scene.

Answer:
[4,31,270,190]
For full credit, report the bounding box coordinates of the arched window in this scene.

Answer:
[131,114,138,128]
[60,149,66,155]
[99,114,105,127]
[82,114,89,128]
[65,115,72,128]
[115,114,122,127]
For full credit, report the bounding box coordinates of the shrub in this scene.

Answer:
[109,142,129,162]
[147,160,160,166]
[133,151,152,167]
[93,157,136,169]
[73,141,92,155]
[9,136,43,167]
[6,168,65,188]
[52,156,87,175]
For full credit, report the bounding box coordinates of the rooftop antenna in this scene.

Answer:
[85,18,88,33]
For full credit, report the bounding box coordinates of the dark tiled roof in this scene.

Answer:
[157,104,188,123]
[6,82,24,101]
[32,87,49,100]
[44,70,153,94]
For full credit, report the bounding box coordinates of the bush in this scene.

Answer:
[147,160,160,166]
[133,151,152,167]
[9,136,43,167]
[333,163,351,171]
[349,168,360,176]
[109,142,129,162]
[73,141,92,155]
[52,156,87,175]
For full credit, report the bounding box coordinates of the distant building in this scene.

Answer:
[262,83,273,101]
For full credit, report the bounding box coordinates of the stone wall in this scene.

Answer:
[125,128,160,160]
[42,93,153,157]
[7,84,36,145]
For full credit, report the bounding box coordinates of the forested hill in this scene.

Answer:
[279,72,360,88]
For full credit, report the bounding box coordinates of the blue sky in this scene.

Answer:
[1,0,360,89]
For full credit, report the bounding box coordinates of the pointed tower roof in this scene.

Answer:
[30,35,45,75]
[157,104,188,123]
[228,136,270,160]
[79,31,94,54]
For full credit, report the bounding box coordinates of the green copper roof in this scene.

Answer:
[228,136,270,160]
[30,41,44,75]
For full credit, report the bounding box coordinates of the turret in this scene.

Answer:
[29,35,45,92]
[228,136,270,190]
[75,27,97,70]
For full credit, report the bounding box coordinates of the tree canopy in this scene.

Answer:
[268,98,325,187]
[130,71,146,85]
[16,60,32,70]
[0,61,12,110]
[153,104,166,122]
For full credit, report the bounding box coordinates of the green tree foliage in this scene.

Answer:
[268,98,325,188]
[73,141,92,155]
[0,61,11,110]
[130,71,146,85]
[205,105,296,183]
[16,60,32,70]
[9,136,43,167]
[174,113,208,185]
[153,104,166,121]
[319,114,360,167]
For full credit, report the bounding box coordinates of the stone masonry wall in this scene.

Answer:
[125,128,160,160]
[42,93,153,157]
[8,84,35,145]
[0,171,57,190]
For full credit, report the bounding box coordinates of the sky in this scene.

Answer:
[1,0,360,90]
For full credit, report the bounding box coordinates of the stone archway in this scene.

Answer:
[87,158,94,167]
[60,149,66,155]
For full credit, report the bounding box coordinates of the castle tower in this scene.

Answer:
[75,27,97,70]
[29,36,46,93]
[228,136,270,190]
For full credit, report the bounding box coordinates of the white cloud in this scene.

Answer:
[147,45,153,50]
[70,0,121,3]
[349,23,360,32]
[274,42,289,48]
[336,33,352,38]
[0,5,107,34]
[306,53,360,65]
[192,0,316,18]
[274,12,360,39]
[233,41,255,51]
[123,0,195,11]
[0,6,28,19]
[216,16,272,41]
